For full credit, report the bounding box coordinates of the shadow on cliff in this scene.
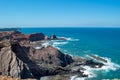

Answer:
[11,43,56,79]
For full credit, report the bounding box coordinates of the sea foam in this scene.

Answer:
[59,37,80,41]
[71,55,120,80]
[88,54,120,71]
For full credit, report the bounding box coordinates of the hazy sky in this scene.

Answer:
[0,0,120,27]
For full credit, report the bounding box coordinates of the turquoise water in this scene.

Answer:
[21,28,120,80]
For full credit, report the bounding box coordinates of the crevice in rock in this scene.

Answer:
[8,50,13,76]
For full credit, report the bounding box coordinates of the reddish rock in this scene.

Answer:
[0,40,74,79]
[0,31,45,42]
[0,31,12,40]
[28,46,74,67]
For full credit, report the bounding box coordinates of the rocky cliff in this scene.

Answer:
[0,31,106,79]
[0,40,74,79]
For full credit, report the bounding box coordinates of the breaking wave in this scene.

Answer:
[71,55,120,80]
[58,37,80,41]
[88,54,120,71]
[42,37,79,49]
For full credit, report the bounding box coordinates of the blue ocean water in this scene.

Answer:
[21,28,120,80]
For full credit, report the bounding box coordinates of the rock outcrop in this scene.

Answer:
[29,33,45,41]
[0,31,46,42]
[50,34,57,40]
[0,30,106,79]
[88,54,107,63]
[0,41,34,79]
[0,31,12,40]
[0,40,74,79]
[28,46,74,67]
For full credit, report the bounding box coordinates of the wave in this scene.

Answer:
[41,37,79,49]
[97,56,120,71]
[42,42,51,47]
[70,71,96,80]
[88,54,120,71]
[58,37,80,41]
[71,75,85,80]
[41,41,68,50]
[71,55,120,80]
[52,41,68,50]
[53,41,68,45]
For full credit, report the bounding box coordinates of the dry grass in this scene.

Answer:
[0,76,20,80]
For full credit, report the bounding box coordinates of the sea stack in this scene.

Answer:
[50,34,57,40]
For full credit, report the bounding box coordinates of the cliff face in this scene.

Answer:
[0,40,74,79]
[0,43,33,78]
[28,46,74,67]
[0,31,46,42]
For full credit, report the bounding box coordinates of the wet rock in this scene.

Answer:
[85,59,104,68]
[44,36,49,40]
[89,54,107,63]
[50,34,57,40]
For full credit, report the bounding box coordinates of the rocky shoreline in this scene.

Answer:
[0,30,108,80]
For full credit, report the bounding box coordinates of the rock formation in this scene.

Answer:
[29,33,45,41]
[0,30,106,79]
[0,40,74,79]
[50,34,57,40]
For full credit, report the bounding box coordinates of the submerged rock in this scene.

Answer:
[85,59,104,68]
[89,54,107,63]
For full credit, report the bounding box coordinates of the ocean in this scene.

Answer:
[21,28,120,80]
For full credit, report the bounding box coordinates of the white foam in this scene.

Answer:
[70,66,96,80]
[71,55,120,80]
[41,40,68,49]
[53,42,68,45]
[71,75,85,80]
[88,54,120,71]
[100,57,120,71]
[59,37,79,41]
[67,38,79,41]
[42,42,50,47]
[70,72,95,80]
[35,46,42,49]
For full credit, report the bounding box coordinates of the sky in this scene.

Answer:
[0,0,120,28]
